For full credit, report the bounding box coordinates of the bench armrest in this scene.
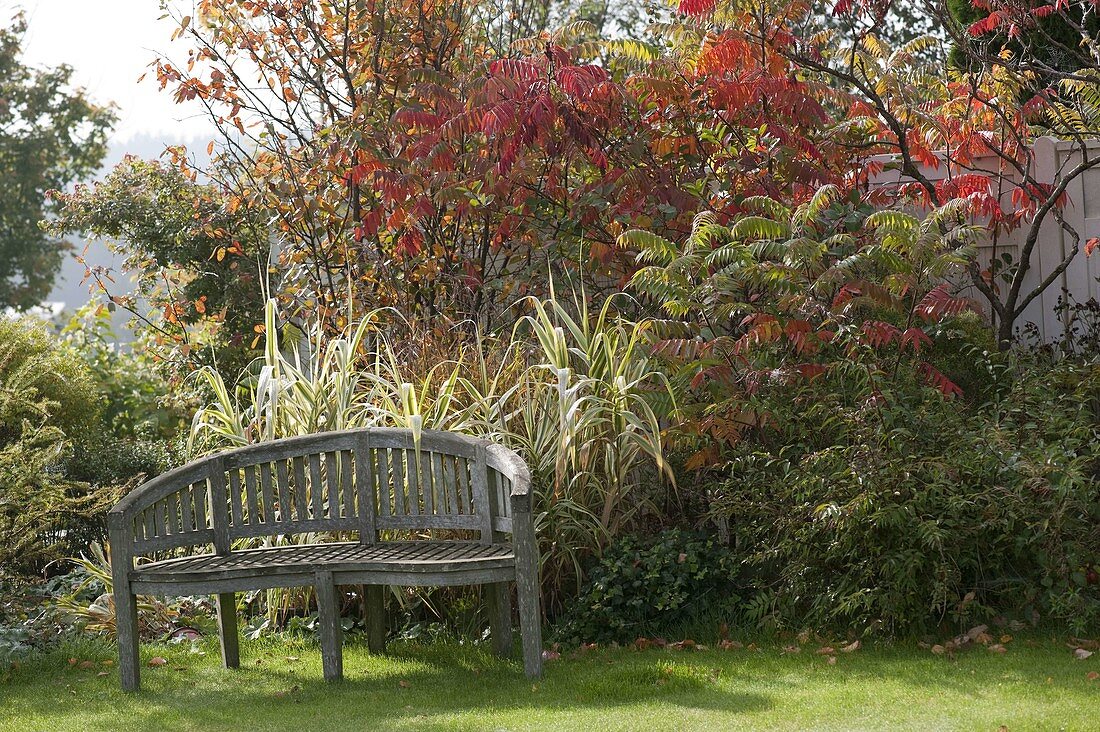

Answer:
[485,443,533,514]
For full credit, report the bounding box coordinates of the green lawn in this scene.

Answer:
[2,635,1096,731]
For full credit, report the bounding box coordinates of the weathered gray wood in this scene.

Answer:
[243,464,260,524]
[228,468,244,528]
[292,456,309,521]
[308,453,324,520]
[275,459,292,522]
[356,431,376,543]
[112,459,211,515]
[132,566,516,596]
[365,584,386,654]
[223,432,357,469]
[135,529,216,554]
[108,428,540,688]
[315,570,343,681]
[180,484,195,534]
[513,505,542,678]
[229,517,358,539]
[194,478,208,533]
[208,458,230,555]
[165,491,181,535]
[486,582,513,657]
[431,451,445,514]
[376,449,391,518]
[154,500,167,538]
[325,451,340,519]
[375,514,481,530]
[340,451,354,519]
[442,455,458,515]
[259,463,276,524]
[457,457,471,513]
[215,592,240,669]
[470,444,494,543]
[391,448,406,515]
[108,512,140,691]
[405,449,420,516]
[420,450,433,516]
[142,506,155,542]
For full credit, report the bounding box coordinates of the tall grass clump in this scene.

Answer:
[186,294,676,612]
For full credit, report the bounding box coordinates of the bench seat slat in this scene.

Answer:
[130,541,515,583]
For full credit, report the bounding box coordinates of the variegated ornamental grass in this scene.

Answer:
[186,294,676,608]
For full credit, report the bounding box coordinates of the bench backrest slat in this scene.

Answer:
[115,428,520,559]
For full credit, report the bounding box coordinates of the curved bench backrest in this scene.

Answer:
[109,428,526,559]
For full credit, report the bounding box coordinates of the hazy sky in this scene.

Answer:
[9,0,215,147]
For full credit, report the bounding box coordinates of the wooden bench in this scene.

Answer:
[107,428,542,690]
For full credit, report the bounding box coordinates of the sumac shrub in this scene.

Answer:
[556,530,740,644]
[711,355,1100,635]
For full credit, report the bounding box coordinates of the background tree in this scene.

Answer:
[47,155,270,376]
[0,13,114,310]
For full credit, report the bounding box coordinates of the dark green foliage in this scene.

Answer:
[0,13,113,309]
[0,318,103,575]
[947,0,1099,74]
[557,530,739,644]
[0,316,180,576]
[711,354,1100,636]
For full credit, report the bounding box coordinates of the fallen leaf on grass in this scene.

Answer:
[1000,635,1013,644]
[1073,648,1093,660]
[398,680,410,688]
[988,644,1007,654]
[966,625,989,641]
[285,656,300,662]
[931,645,946,655]
[96,672,109,677]
[670,639,697,651]
[718,640,743,650]
[67,658,77,666]
[827,656,837,666]
[147,657,167,668]
[1086,671,1098,681]
[101,660,114,667]
[781,645,801,654]
[840,641,861,653]
[541,650,561,662]
[816,647,835,655]
[78,661,96,670]
[273,684,300,698]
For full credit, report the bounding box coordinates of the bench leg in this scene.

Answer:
[116,589,141,691]
[365,585,386,654]
[486,582,513,657]
[215,592,240,669]
[514,515,543,678]
[315,571,343,681]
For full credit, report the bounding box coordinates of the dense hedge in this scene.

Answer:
[708,355,1100,635]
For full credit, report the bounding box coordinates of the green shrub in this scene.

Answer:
[710,355,1100,636]
[556,530,740,644]
[0,316,178,575]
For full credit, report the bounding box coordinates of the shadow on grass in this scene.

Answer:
[3,639,775,732]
